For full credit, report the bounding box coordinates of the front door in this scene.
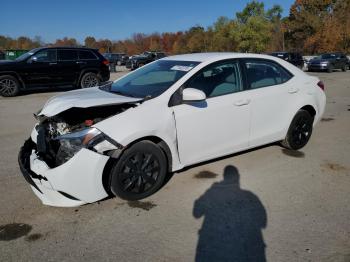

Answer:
[172,60,251,166]
[22,49,58,87]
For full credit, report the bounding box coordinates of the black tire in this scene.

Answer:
[341,64,346,72]
[281,110,314,150]
[0,75,20,97]
[80,72,100,88]
[110,141,168,201]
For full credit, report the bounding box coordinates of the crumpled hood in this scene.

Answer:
[38,87,142,117]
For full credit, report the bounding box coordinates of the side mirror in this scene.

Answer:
[182,88,206,102]
[29,56,38,63]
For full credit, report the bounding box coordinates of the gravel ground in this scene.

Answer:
[0,69,349,262]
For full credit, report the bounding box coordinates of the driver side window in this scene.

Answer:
[33,49,56,63]
[184,60,242,98]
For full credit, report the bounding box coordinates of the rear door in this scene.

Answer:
[241,58,295,147]
[56,49,80,85]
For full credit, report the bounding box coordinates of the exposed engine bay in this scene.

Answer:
[44,104,135,136]
[35,103,137,167]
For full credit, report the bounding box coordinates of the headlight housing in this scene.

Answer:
[54,127,121,165]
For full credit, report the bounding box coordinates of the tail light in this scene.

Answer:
[317,81,325,91]
[102,59,109,65]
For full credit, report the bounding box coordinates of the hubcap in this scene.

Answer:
[118,152,160,194]
[291,116,311,146]
[0,79,16,96]
[82,75,98,88]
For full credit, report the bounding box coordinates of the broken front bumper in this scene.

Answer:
[18,138,110,207]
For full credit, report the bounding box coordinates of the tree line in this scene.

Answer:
[1,0,349,55]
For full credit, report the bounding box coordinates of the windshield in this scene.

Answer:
[15,48,41,61]
[104,60,200,98]
[318,54,336,59]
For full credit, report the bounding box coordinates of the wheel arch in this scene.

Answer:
[0,71,25,89]
[122,136,173,173]
[300,105,316,118]
[101,136,173,195]
[77,68,100,86]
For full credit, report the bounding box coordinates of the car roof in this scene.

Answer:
[164,52,285,62]
[37,46,98,51]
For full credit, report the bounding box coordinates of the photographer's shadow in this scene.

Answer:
[193,165,267,262]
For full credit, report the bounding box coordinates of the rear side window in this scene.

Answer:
[244,59,292,89]
[58,49,78,61]
[79,50,97,60]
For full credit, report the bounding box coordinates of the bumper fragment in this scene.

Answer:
[18,138,110,207]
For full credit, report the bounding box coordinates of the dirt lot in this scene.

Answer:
[0,69,349,262]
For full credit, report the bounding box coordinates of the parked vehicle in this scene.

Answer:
[308,53,348,73]
[126,51,166,70]
[268,52,304,68]
[103,53,128,66]
[19,53,326,207]
[0,50,5,60]
[0,47,110,97]
[4,49,29,60]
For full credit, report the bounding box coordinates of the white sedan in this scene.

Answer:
[19,53,326,207]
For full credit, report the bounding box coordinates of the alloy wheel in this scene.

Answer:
[0,78,17,96]
[82,75,99,88]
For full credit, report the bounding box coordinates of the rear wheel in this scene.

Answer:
[110,141,167,201]
[0,75,20,97]
[281,110,314,150]
[80,72,100,88]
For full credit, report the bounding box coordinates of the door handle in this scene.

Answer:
[288,87,299,94]
[49,62,57,65]
[76,61,86,64]
[234,99,250,106]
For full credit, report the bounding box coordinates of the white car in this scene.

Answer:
[19,53,326,207]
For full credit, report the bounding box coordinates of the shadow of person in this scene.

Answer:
[193,165,267,262]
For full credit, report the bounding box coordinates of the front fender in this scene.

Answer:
[93,101,183,171]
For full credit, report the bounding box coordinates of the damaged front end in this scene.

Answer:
[35,104,132,167]
[18,102,136,207]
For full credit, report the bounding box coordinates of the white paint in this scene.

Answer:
[26,52,326,207]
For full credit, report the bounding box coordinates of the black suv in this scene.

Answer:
[0,47,110,97]
[103,53,128,66]
[268,52,304,68]
[308,53,348,73]
[126,51,166,70]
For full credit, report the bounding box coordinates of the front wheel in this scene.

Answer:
[80,72,100,88]
[281,110,314,150]
[110,141,168,201]
[0,75,20,97]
